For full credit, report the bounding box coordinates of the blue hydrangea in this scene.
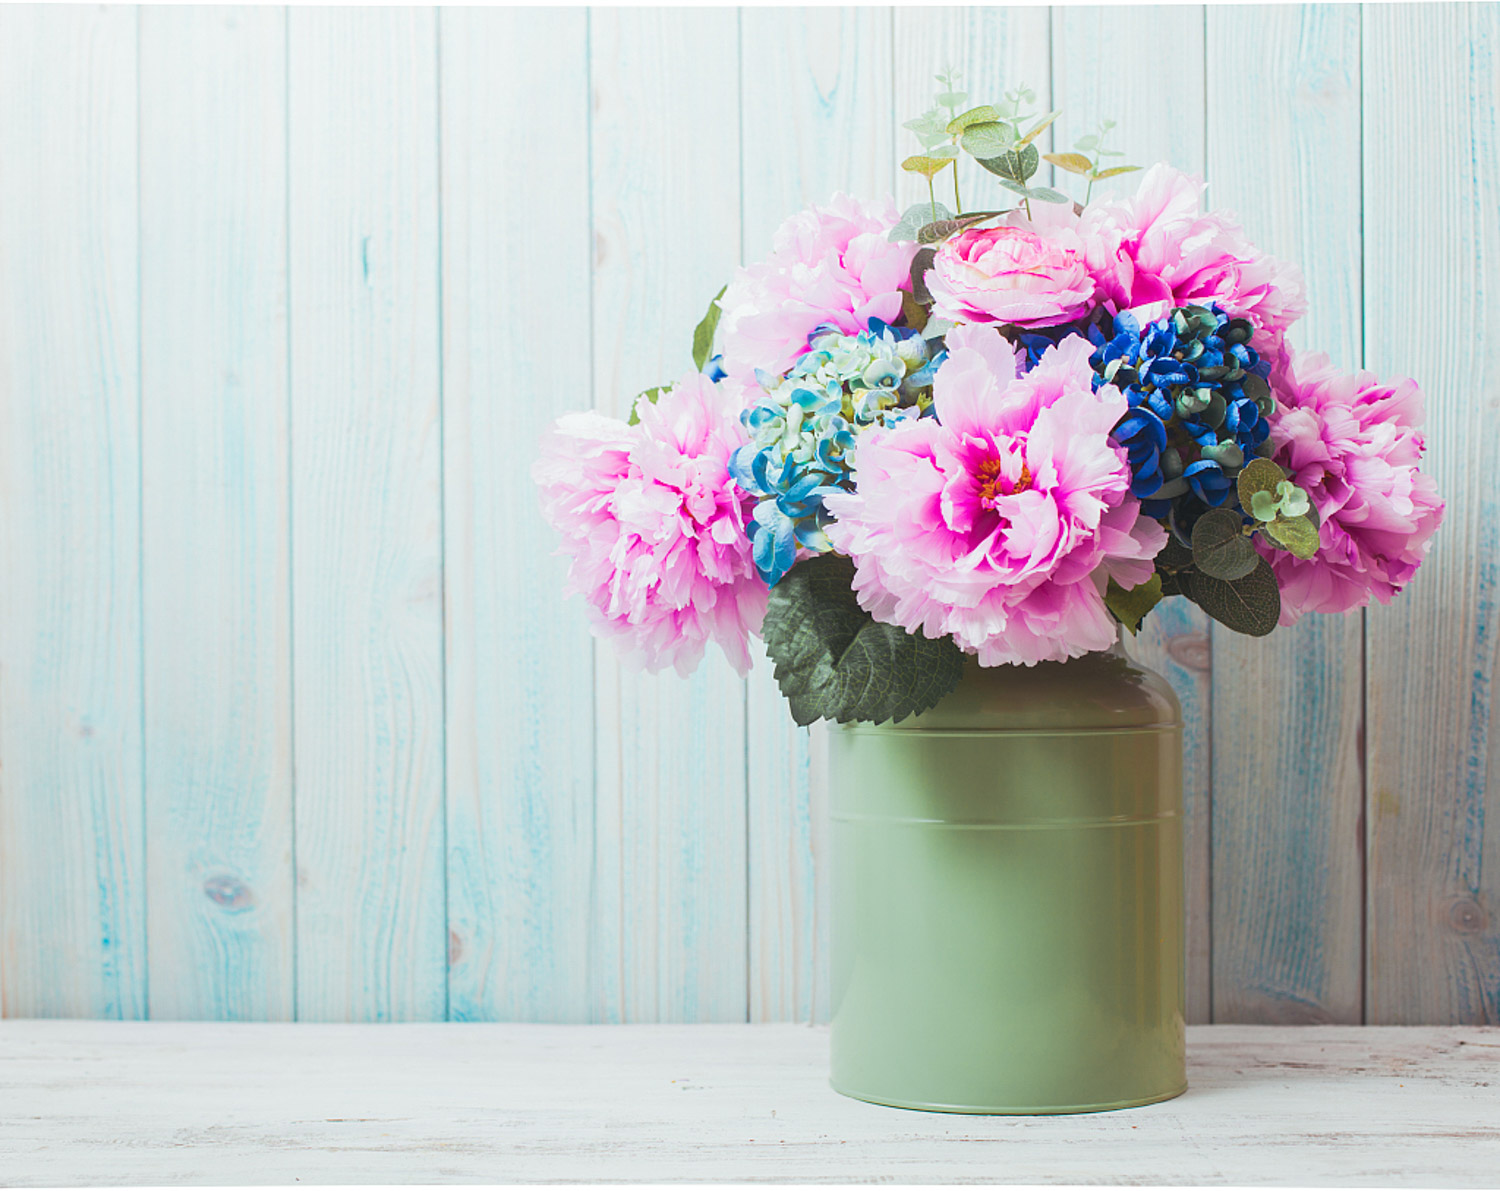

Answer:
[1088,305,1273,523]
[730,320,945,585]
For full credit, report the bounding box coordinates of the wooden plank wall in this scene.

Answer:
[0,4,1493,1025]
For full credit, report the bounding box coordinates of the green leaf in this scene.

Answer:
[1183,557,1281,637]
[1045,152,1094,175]
[991,176,1031,197]
[1105,573,1164,636]
[936,90,968,109]
[959,121,1011,159]
[889,199,955,243]
[1029,186,1071,204]
[1073,134,1100,152]
[916,212,996,244]
[691,285,726,373]
[1237,457,1286,516]
[1191,507,1259,581]
[977,142,1039,183]
[1016,109,1060,147]
[902,154,955,179]
[1263,513,1320,560]
[902,108,950,150]
[945,105,1001,134]
[762,554,966,726]
[626,385,671,426]
[1159,534,1195,572]
[1091,164,1143,180]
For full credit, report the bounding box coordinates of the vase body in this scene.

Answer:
[828,641,1186,1114]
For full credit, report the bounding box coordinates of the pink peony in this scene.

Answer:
[532,373,767,675]
[925,220,1097,329]
[1079,164,1307,353]
[824,326,1166,666]
[716,193,918,384]
[1260,350,1444,625]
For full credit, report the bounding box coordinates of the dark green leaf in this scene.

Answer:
[977,142,1039,183]
[1191,507,1259,581]
[626,385,671,426]
[1183,557,1281,637]
[1105,573,1163,636]
[691,285,726,373]
[762,554,966,726]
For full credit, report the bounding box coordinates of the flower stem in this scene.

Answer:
[927,175,937,224]
[952,162,962,215]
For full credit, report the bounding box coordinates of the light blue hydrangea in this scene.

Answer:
[730,320,945,585]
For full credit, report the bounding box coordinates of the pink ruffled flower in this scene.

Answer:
[1260,350,1444,625]
[717,193,918,384]
[824,326,1166,666]
[532,374,767,676]
[925,222,1096,329]
[1080,164,1307,353]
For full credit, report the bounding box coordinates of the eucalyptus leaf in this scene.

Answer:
[977,142,1040,183]
[762,553,966,726]
[916,213,995,244]
[960,122,1011,159]
[1183,557,1281,637]
[691,285,726,373]
[936,90,968,108]
[992,176,1031,197]
[1016,110,1060,147]
[902,154,956,179]
[1263,513,1320,560]
[889,200,955,243]
[1045,152,1094,175]
[1105,573,1164,636]
[1236,457,1286,513]
[910,247,937,304]
[1092,164,1143,180]
[1191,506,1259,581]
[1029,186,1071,204]
[945,104,1001,134]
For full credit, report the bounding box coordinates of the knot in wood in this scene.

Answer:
[1446,897,1487,934]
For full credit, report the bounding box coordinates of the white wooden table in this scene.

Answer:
[2,1023,1497,1186]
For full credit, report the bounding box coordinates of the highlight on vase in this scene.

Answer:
[533,73,1445,727]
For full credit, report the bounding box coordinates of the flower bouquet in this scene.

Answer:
[534,77,1444,727]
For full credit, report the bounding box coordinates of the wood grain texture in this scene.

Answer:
[1050,4,1214,1024]
[4,1020,1500,1185]
[440,7,596,1023]
[1205,4,1365,1025]
[287,7,447,1021]
[138,5,294,1022]
[1364,2,1500,1024]
[738,6,894,1025]
[892,6,1054,215]
[0,4,146,1019]
[588,8,749,1022]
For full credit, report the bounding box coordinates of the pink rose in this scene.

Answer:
[925,224,1096,329]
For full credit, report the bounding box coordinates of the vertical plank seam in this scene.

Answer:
[736,4,752,1026]
[283,2,301,1023]
[1357,0,1369,1027]
[1200,0,1216,1024]
[583,5,604,1023]
[134,4,150,1021]
[434,5,451,1024]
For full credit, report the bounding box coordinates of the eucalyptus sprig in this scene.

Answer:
[1043,118,1142,205]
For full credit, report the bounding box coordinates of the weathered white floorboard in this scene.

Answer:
[0,1023,1496,1186]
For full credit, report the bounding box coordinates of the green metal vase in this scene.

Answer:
[828,636,1186,1114]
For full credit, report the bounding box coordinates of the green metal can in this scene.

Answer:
[828,641,1186,1114]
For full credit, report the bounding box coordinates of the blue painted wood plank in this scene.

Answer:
[440,6,596,1022]
[1049,3,1213,1023]
[138,5,295,1021]
[739,6,895,1024]
[1364,1,1500,1024]
[287,7,447,1021]
[0,4,147,1019]
[1205,3,1365,1024]
[588,7,749,1022]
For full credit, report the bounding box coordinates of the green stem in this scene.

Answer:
[1084,175,1094,206]
[927,174,937,224]
[952,161,962,215]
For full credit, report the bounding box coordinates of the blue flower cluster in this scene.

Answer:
[729,320,944,585]
[1088,305,1273,522]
